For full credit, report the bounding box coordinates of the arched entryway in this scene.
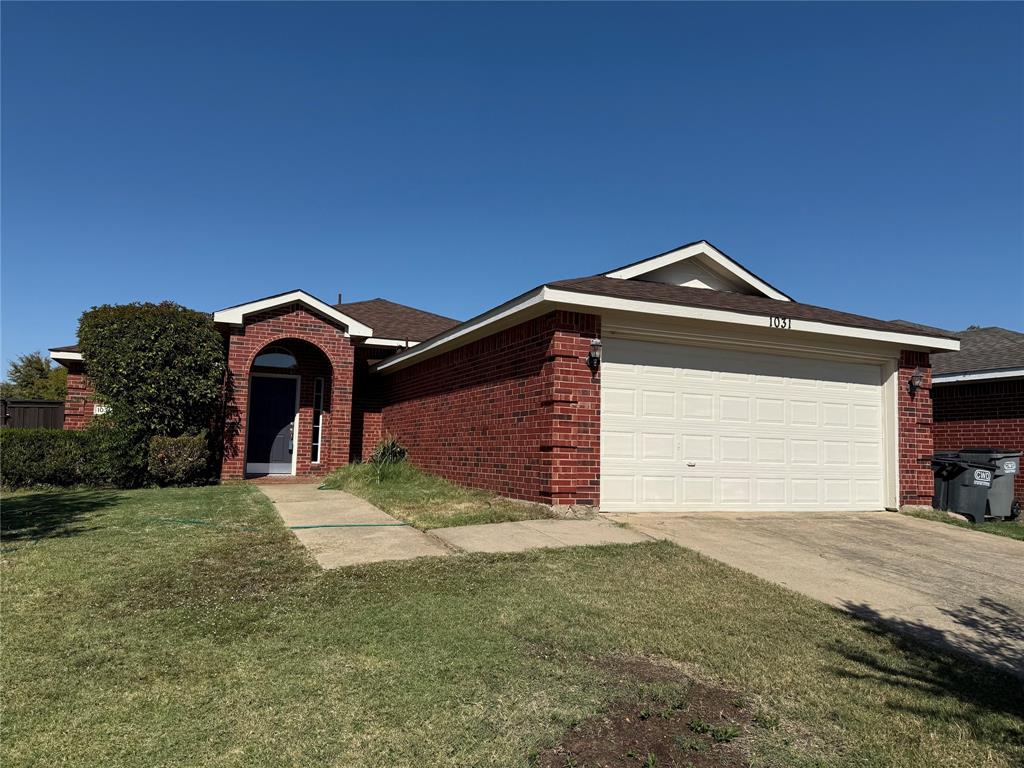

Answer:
[245,339,333,477]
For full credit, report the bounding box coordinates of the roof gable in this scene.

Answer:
[604,240,793,301]
[212,290,374,336]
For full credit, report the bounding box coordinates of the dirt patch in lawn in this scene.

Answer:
[535,656,753,768]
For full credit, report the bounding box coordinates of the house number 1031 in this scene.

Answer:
[768,316,791,330]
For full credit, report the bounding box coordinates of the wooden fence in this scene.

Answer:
[1,400,65,430]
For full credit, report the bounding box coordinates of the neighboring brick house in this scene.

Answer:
[51,240,959,512]
[930,326,1024,505]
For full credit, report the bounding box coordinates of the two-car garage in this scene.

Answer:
[599,336,893,513]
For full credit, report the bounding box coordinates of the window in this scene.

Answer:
[311,377,324,463]
[254,346,298,369]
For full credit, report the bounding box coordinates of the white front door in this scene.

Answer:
[600,338,886,512]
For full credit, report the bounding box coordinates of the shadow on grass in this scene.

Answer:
[832,599,1024,744]
[1,489,121,544]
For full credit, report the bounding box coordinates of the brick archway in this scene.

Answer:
[220,304,355,479]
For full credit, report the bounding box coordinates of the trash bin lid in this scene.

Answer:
[959,448,1023,460]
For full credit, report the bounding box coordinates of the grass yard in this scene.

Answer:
[320,461,556,529]
[3,484,1023,767]
[901,506,1024,541]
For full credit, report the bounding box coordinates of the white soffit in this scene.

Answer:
[932,368,1024,384]
[49,350,83,362]
[213,290,374,336]
[604,241,794,302]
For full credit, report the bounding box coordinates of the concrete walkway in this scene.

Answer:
[614,510,1024,679]
[258,484,651,569]
[259,484,449,568]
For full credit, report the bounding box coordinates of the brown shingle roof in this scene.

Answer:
[929,326,1024,375]
[336,298,459,342]
[546,276,959,340]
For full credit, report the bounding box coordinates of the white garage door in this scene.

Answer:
[601,338,886,512]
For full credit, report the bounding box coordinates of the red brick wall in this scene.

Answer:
[898,351,934,506]
[221,304,354,479]
[63,363,97,430]
[382,310,600,506]
[933,379,1024,503]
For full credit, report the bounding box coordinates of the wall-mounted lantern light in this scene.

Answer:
[908,367,925,395]
[587,338,603,372]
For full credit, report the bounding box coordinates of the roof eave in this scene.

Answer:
[375,285,959,374]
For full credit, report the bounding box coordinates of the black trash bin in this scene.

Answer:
[958,449,1021,520]
[931,453,994,523]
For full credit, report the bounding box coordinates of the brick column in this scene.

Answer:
[63,363,97,430]
[540,311,601,507]
[898,350,933,507]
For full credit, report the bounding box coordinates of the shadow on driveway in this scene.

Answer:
[833,599,1024,746]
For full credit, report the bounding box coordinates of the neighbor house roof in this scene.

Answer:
[929,326,1024,382]
[548,275,959,340]
[335,298,459,342]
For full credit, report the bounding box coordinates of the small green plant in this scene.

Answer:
[711,725,741,743]
[641,753,657,768]
[673,735,707,752]
[369,435,407,484]
[688,718,711,734]
[754,710,780,730]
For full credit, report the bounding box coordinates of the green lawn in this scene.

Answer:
[3,485,1022,767]
[901,506,1024,541]
[320,462,556,529]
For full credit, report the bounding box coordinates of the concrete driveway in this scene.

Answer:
[613,510,1024,679]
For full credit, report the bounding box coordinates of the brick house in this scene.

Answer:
[51,240,959,512]
[929,326,1024,503]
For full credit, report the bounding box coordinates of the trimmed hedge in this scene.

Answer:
[0,427,211,489]
[2,428,101,488]
[148,434,209,486]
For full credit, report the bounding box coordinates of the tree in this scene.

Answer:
[0,352,68,401]
[77,302,226,437]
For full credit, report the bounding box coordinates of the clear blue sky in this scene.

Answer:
[3,2,1022,370]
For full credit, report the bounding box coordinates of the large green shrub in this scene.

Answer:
[77,301,225,438]
[148,434,209,486]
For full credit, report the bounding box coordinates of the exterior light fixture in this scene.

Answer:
[587,338,603,372]
[908,367,925,395]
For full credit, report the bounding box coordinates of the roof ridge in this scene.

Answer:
[336,296,458,323]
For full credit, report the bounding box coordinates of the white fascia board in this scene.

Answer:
[932,368,1024,384]
[545,288,961,351]
[212,290,374,337]
[375,287,548,372]
[49,350,83,362]
[376,285,958,374]
[362,338,417,348]
[605,241,794,302]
